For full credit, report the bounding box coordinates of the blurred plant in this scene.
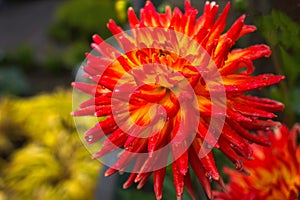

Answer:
[13,45,35,71]
[0,98,28,161]
[0,67,30,96]
[115,0,130,25]
[232,0,247,12]
[259,10,300,126]
[0,45,36,71]
[64,42,89,70]
[11,89,74,142]
[49,0,118,42]
[213,124,300,199]
[0,90,101,200]
[43,52,66,74]
[48,0,119,68]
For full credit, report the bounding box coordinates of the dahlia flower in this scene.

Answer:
[214,124,300,200]
[72,1,284,199]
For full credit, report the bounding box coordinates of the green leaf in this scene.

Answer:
[279,45,300,87]
[291,87,300,115]
[275,11,300,50]
[268,86,283,103]
[259,10,300,50]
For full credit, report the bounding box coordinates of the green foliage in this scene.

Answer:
[64,42,89,69]
[0,67,30,96]
[50,0,118,42]
[43,52,66,74]
[261,10,300,51]
[14,45,35,70]
[1,45,36,71]
[259,10,300,125]
[232,0,248,12]
[48,0,119,69]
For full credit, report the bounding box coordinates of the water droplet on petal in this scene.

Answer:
[204,142,213,149]
[87,135,93,142]
[206,172,213,182]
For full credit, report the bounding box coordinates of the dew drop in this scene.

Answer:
[235,160,243,170]
[204,142,213,149]
[125,142,133,150]
[87,135,93,142]
[206,173,213,182]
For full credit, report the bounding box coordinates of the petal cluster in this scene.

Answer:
[214,124,300,200]
[72,1,284,199]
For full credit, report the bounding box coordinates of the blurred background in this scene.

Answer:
[0,0,299,199]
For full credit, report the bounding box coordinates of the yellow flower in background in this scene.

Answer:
[12,90,74,145]
[0,98,28,162]
[115,0,128,24]
[0,90,100,200]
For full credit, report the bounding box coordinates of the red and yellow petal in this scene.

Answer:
[72,1,285,199]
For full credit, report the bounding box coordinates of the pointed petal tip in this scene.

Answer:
[104,168,117,177]
[145,0,154,7]
[184,0,191,9]
[176,195,183,200]
[119,171,125,175]
[155,194,162,200]
[246,25,257,32]
[225,1,231,7]
[122,183,129,189]
[106,19,116,31]
[217,178,226,192]
[128,6,134,12]
[279,75,286,80]
[134,176,141,183]
[206,190,213,199]
[136,183,143,190]
[108,18,114,24]
[92,34,103,44]
[240,14,246,21]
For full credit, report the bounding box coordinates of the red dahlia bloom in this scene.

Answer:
[213,124,300,200]
[72,1,284,199]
